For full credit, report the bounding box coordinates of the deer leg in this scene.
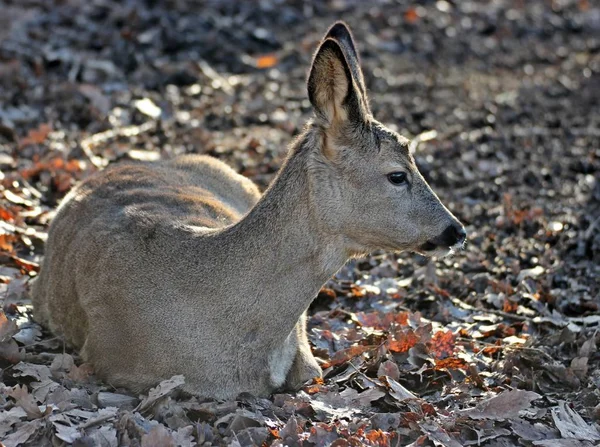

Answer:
[285,312,322,390]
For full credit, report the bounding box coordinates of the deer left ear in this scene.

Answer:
[307,37,367,127]
[324,22,369,107]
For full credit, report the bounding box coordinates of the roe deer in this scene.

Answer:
[32,22,466,399]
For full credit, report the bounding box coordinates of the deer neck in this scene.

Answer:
[219,136,348,333]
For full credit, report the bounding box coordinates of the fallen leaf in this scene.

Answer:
[50,413,81,443]
[404,7,419,24]
[382,376,417,402]
[419,421,462,447]
[377,360,400,381]
[255,54,278,69]
[435,357,468,370]
[0,310,18,342]
[328,345,372,367]
[388,329,419,353]
[551,401,600,441]
[18,123,52,148]
[136,375,185,413]
[462,389,541,420]
[2,419,44,447]
[68,362,94,382]
[141,424,176,447]
[13,362,52,381]
[9,385,43,419]
[429,330,456,359]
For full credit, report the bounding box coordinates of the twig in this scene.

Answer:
[79,412,117,430]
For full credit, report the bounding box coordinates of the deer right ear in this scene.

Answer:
[307,38,366,127]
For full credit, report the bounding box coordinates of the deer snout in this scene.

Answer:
[421,223,466,252]
[441,224,467,247]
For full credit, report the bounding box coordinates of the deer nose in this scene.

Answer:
[440,224,466,246]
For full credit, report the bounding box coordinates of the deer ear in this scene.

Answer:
[324,22,368,105]
[307,38,367,126]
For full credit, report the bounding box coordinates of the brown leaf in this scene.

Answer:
[365,429,393,446]
[382,376,417,402]
[388,329,419,353]
[327,345,372,368]
[9,385,43,419]
[0,311,19,342]
[0,339,21,363]
[435,357,468,370]
[255,54,278,69]
[141,424,176,447]
[136,375,185,413]
[377,360,400,381]
[0,233,18,253]
[404,8,419,24]
[18,123,52,148]
[68,362,94,382]
[461,389,541,420]
[10,256,39,274]
[2,419,44,447]
[429,330,455,359]
[551,401,600,441]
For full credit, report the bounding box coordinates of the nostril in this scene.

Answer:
[455,226,467,243]
[440,224,466,246]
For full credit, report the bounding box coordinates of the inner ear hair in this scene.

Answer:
[307,38,352,123]
[307,38,365,126]
[324,21,369,110]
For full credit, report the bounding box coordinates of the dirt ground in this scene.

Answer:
[0,0,599,446]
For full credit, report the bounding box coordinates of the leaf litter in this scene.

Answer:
[1,0,600,445]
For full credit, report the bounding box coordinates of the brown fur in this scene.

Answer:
[32,22,464,399]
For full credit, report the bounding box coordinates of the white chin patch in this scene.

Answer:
[424,241,465,259]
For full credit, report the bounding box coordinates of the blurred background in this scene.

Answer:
[1,1,600,445]
[1,0,598,300]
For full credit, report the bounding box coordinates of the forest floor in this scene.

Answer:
[0,0,599,446]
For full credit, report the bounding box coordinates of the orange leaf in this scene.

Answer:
[434,357,467,370]
[387,329,419,353]
[11,256,39,274]
[268,428,280,439]
[429,331,455,359]
[365,429,391,446]
[19,123,52,148]
[0,208,16,222]
[404,8,419,24]
[329,345,372,367]
[503,299,518,313]
[0,234,17,252]
[256,54,278,69]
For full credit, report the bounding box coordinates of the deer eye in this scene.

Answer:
[387,172,408,185]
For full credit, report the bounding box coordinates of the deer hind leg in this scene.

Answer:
[285,312,322,390]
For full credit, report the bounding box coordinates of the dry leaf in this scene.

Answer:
[9,385,43,420]
[388,329,419,353]
[2,419,44,447]
[255,54,278,69]
[550,401,600,441]
[377,360,400,381]
[462,389,541,420]
[136,375,185,413]
[429,330,456,359]
[18,123,52,148]
[141,424,176,447]
[0,311,18,342]
[383,376,417,402]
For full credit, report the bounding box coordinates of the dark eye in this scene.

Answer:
[387,172,408,185]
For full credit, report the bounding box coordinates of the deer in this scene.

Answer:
[32,22,466,400]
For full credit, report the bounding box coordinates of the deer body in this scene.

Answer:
[33,23,465,399]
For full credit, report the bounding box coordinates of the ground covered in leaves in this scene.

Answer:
[1,0,599,446]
